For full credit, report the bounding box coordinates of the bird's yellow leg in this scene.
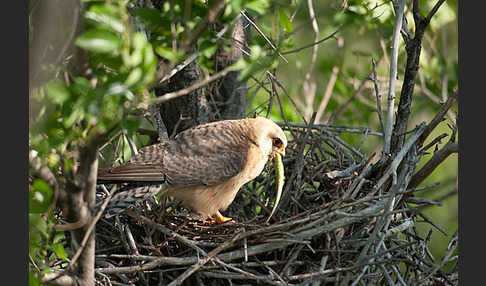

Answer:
[215,210,234,223]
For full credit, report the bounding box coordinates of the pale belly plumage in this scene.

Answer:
[167,144,268,217]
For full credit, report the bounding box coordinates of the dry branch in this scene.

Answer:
[381,0,406,163]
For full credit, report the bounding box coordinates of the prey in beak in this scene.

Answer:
[269,137,286,160]
[266,151,285,223]
[265,135,286,223]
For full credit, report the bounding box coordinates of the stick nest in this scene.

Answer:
[94,122,458,286]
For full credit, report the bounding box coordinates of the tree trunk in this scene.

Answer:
[149,3,250,136]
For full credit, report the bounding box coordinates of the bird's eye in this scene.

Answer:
[272,138,283,148]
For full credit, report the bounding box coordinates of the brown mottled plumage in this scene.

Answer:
[97,117,287,222]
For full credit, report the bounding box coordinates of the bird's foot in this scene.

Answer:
[216,211,234,223]
[206,211,234,224]
[269,152,275,161]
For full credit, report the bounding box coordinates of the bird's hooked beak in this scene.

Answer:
[276,146,285,156]
[270,146,285,160]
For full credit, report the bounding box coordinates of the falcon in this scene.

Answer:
[97,117,287,223]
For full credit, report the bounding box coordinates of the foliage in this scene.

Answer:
[29,0,157,282]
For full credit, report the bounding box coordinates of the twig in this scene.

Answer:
[266,71,308,123]
[200,271,285,286]
[68,185,117,267]
[182,0,226,51]
[44,185,117,283]
[240,10,288,63]
[277,122,383,137]
[419,133,448,153]
[316,65,340,123]
[371,58,385,134]
[326,56,384,124]
[167,229,249,286]
[281,30,338,55]
[373,123,426,192]
[381,0,406,163]
[149,65,237,105]
[416,229,457,284]
[294,112,317,191]
[408,141,458,189]
[417,91,458,147]
[157,53,199,86]
[300,0,320,121]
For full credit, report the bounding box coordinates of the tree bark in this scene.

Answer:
[155,52,211,137]
[214,15,250,120]
[150,1,250,136]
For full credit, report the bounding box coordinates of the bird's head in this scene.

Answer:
[252,117,287,160]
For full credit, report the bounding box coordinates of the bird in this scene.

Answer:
[97,117,287,223]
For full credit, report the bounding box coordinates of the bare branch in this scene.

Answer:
[418,91,458,146]
[409,141,458,189]
[371,58,385,134]
[381,0,406,162]
[281,30,338,55]
[149,65,236,105]
[240,10,288,64]
[182,0,226,51]
[316,65,339,123]
[390,0,448,157]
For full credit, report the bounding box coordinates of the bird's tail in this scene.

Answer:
[97,166,166,183]
[97,183,167,218]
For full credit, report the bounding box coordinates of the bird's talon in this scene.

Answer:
[215,211,235,223]
[206,217,218,224]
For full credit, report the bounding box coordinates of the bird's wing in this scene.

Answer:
[97,120,255,186]
[97,141,168,182]
[163,119,254,187]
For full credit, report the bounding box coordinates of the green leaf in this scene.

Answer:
[155,45,183,62]
[76,29,120,53]
[124,33,147,67]
[85,10,125,33]
[70,77,91,97]
[121,117,141,135]
[46,79,70,105]
[29,179,53,213]
[132,32,147,50]
[199,40,218,58]
[63,107,84,128]
[51,243,68,260]
[29,213,47,237]
[29,271,41,286]
[105,82,128,96]
[244,0,270,15]
[130,8,170,31]
[142,43,157,74]
[125,67,143,87]
[279,8,293,33]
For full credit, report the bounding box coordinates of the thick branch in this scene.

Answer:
[390,0,447,156]
[45,131,107,286]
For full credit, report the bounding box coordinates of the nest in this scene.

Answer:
[94,121,458,286]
